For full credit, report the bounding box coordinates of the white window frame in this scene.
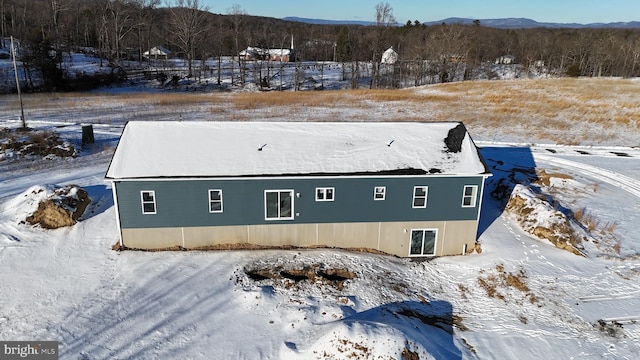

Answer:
[409,229,438,257]
[315,187,335,202]
[264,189,295,221]
[374,186,386,200]
[140,190,156,215]
[208,189,223,213]
[462,185,478,208]
[412,186,428,208]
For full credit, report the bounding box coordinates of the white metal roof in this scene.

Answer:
[105,121,489,179]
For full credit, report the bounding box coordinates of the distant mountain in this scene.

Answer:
[424,17,640,29]
[283,17,375,26]
[284,16,640,29]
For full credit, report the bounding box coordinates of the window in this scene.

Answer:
[462,185,478,208]
[265,190,294,220]
[374,186,386,200]
[409,229,437,256]
[412,186,428,208]
[140,190,156,214]
[315,187,335,202]
[208,189,223,213]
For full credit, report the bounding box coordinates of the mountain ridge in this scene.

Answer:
[283,16,640,29]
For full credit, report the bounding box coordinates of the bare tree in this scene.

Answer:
[229,4,247,85]
[132,0,161,61]
[48,0,69,48]
[370,2,395,88]
[107,0,137,61]
[1,0,6,48]
[169,0,209,77]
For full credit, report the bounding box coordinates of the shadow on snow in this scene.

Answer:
[477,146,538,237]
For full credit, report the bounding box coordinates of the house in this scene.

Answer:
[495,55,516,64]
[381,47,399,65]
[143,46,171,59]
[105,121,491,257]
[239,47,293,62]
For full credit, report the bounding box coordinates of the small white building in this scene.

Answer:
[495,55,516,64]
[143,46,172,59]
[381,47,399,65]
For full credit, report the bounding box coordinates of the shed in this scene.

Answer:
[105,121,491,257]
[143,46,171,59]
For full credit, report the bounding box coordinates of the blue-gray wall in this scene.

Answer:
[114,176,484,229]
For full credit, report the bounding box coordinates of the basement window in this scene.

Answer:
[208,189,223,213]
[412,186,428,208]
[462,185,478,208]
[374,186,386,200]
[140,190,156,214]
[409,229,437,256]
[315,187,335,202]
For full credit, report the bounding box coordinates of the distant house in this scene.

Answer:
[143,46,171,59]
[495,55,516,64]
[105,121,491,257]
[239,47,293,62]
[240,35,295,62]
[381,47,399,65]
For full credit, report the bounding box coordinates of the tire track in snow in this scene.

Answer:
[579,290,640,303]
[534,154,640,199]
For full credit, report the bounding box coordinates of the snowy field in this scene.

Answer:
[1,80,640,359]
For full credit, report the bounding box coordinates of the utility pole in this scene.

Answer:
[11,36,26,129]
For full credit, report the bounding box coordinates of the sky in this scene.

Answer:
[199,0,640,24]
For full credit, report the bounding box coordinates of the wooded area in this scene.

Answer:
[2,0,640,87]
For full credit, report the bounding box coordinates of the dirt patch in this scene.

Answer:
[113,242,392,256]
[398,309,454,334]
[402,346,420,360]
[25,185,90,229]
[596,319,625,338]
[535,169,573,187]
[478,264,539,304]
[506,189,583,256]
[244,264,356,290]
[1,129,75,159]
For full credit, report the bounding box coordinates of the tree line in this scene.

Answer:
[2,0,640,89]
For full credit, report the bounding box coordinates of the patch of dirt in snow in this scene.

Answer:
[3,184,90,229]
[234,252,474,359]
[477,264,540,304]
[0,128,76,161]
[506,184,584,256]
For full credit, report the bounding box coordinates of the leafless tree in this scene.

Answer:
[169,0,209,77]
[228,4,247,85]
[370,2,395,88]
[132,0,160,61]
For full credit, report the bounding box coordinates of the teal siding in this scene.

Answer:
[115,176,484,229]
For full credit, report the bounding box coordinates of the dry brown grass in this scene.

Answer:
[3,78,638,144]
[478,264,539,304]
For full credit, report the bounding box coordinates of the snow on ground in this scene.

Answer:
[1,94,640,359]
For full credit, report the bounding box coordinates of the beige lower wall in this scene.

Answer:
[121,220,479,257]
[122,227,183,249]
[317,223,379,249]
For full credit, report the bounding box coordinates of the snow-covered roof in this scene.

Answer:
[143,46,171,56]
[239,47,291,57]
[105,121,489,179]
